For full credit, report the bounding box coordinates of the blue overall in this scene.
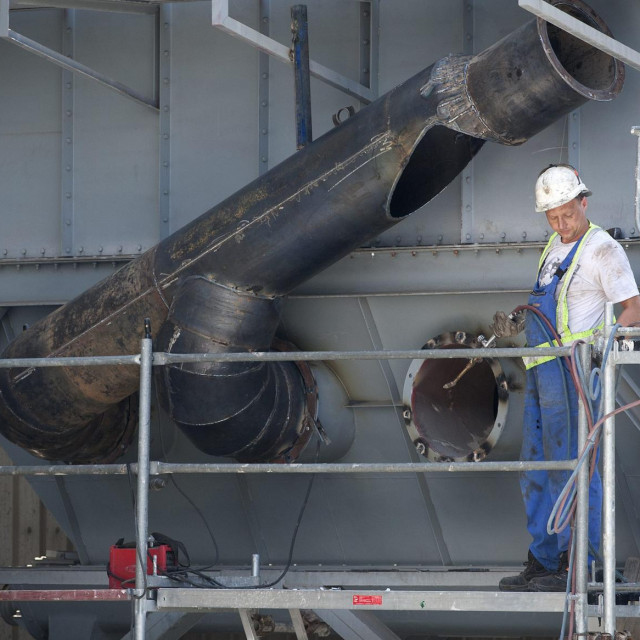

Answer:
[521,238,602,570]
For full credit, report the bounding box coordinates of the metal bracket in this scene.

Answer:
[211,0,375,103]
[518,0,640,72]
[0,11,158,110]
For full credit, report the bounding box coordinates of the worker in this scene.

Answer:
[492,164,640,592]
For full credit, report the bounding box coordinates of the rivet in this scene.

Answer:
[163,105,169,112]
[2,249,6,256]
[465,204,471,211]
[262,73,268,79]
[118,246,123,253]
[65,165,72,171]
[163,77,170,85]
[98,246,103,253]
[65,137,72,144]
[65,192,72,199]
[163,218,169,223]
[163,161,169,167]
[261,129,268,135]
[66,82,72,89]
[362,68,369,74]
[78,246,84,253]
[466,233,471,240]
[21,248,26,255]
[65,248,71,253]
[41,248,45,255]
[163,133,169,140]
[163,22,169,28]
[261,156,268,163]
[65,219,71,226]
[163,190,169,195]
[66,110,72,117]
[465,176,471,183]
[522,231,527,238]
[137,245,142,251]
[163,50,169,56]
[261,101,268,107]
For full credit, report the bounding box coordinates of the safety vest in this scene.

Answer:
[523,222,603,370]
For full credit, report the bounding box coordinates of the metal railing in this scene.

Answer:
[0,303,637,639]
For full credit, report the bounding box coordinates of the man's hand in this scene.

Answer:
[490,310,525,338]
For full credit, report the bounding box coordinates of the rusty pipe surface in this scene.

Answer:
[0,0,623,462]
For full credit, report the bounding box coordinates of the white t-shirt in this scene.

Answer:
[538,228,639,334]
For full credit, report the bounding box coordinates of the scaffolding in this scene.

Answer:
[0,301,638,640]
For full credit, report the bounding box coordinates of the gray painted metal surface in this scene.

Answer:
[1,1,640,639]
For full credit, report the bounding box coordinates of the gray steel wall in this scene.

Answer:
[1,3,640,637]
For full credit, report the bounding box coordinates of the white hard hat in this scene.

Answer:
[534,165,592,212]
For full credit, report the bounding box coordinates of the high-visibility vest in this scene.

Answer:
[523,222,602,370]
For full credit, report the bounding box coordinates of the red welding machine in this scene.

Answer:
[108,542,175,589]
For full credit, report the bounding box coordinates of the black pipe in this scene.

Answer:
[292,4,312,149]
[0,0,624,463]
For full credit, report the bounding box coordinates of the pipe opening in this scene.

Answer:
[543,2,623,97]
[388,126,484,219]
[402,332,508,462]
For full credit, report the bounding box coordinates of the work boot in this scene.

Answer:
[498,551,551,592]
[529,551,569,592]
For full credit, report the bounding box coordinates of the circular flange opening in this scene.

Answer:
[402,331,508,462]
[540,0,624,100]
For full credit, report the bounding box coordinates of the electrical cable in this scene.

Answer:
[155,385,323,589]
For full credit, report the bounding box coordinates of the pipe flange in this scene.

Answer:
[402,331,508,462]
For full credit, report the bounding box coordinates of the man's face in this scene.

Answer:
[545,197,588,244]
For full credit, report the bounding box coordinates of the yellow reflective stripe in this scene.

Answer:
[555,223,600,336]
[525,223,602,370]
[537,232,558,273]
[523,323,604,370]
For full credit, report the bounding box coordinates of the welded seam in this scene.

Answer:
[30,135,398,362]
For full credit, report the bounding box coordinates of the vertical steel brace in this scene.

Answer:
[460,0,474,244]
[159,5,172,239]
[61,11,75,257]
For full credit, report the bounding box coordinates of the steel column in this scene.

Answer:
[159,5,172,239]
[461,0,474,244]
[602,301,616,634]
[134,321,153,640]
[258,0,270,174]
[61,11,75,257]
[568,109,580,172]
[574,341,590,637]
[291,5,312,149]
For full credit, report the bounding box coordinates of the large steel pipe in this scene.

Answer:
[0,0,623,463]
